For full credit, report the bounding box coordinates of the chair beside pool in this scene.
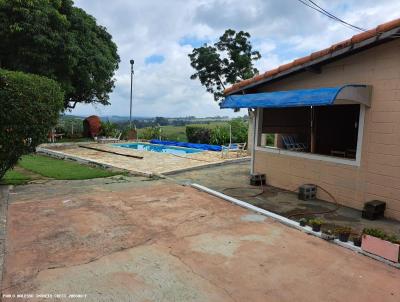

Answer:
[97,132,122,144]
[221,143,247,158]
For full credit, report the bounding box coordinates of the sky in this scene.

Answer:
[72,0,400,118]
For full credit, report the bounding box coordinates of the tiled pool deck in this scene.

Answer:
[38,142,250,176]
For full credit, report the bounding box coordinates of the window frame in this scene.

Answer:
[254,105,366,167]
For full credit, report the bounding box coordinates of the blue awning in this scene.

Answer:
[220,85,371,109]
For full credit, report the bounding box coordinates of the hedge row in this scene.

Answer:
[186,126,212,144]
[186,119,248,145]
[0,69,64,179]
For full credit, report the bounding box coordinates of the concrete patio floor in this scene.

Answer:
[1,175,399,301]
[172,161,400,237]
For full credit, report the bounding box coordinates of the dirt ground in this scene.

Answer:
[1,175,399,302]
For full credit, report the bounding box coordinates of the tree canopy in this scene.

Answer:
[188,29,261,102]
[0,0,120,109]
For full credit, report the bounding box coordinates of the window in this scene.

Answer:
[256,104,364,164]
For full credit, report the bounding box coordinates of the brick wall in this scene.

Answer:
[252,39,400,220]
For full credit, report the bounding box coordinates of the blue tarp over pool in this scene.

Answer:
[150,140,222,151]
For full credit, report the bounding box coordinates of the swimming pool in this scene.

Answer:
[114,143,202,155]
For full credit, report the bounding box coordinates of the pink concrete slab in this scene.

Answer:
[362,234,400,263]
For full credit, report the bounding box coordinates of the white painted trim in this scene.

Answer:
[355,105,366,166]
[191,184,359,247]
[255,146,359,166]
[191,183,400,269]
[250,110,257,174]
[254,105,366,167]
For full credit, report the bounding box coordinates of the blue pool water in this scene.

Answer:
[114,143,202,155]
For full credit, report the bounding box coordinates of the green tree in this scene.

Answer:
[0,0,120,109]
[0,69,64,179]
[188,29,261,102]
[155,117,169,126]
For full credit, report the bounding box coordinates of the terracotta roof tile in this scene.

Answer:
[329,38,352,52]
[377,18,400,32]
[293,55,311,66]
[351,29,377,43]
[224,18,400,95]
[277,62,295,73]
[264,68,279,77]
[310,47,331,60]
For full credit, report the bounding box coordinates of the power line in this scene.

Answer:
[296,0,400,37]
[307,0,368,32]
[296,0,365,32]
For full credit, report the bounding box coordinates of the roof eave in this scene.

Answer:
[225,27,400,96]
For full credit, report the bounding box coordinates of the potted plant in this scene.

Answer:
[334,226,352,242]
[321,229,335,241]
[299,218,307,227]
[352,235,362,247]
[361,228,400,263]
[309,218,324,232]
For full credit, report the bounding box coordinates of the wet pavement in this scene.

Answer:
[0,173,399,301]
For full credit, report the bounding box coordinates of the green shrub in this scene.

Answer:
[210,126,230,145]
[266,134,275,146]
[229,118,248,143]
[186,126,211,144]
[0,69,64,179]
[100,120,119,137]
[187,120,248,145]
[140,126,162,140]
[363,228,400,244]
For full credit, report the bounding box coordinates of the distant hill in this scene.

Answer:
[61,115,232,122]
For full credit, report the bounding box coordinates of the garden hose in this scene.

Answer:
[286,184,341,219]
[221,175,341,218]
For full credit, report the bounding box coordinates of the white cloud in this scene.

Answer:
[72,0,400,117]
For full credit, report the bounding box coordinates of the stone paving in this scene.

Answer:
[39,143,249,176]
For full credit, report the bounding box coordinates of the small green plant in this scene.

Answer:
[334,226,351,235]
[309,218,324,226]
[309,218,324,232]
[363,228,400,244]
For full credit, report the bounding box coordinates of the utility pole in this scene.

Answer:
[129,59,134,129]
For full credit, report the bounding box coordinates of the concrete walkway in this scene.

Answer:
[1,177,399,301]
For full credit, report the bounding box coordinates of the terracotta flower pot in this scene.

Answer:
[361,234,400,263]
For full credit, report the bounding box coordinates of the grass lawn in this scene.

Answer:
[1,170,31,185]
[17,154,123,180]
